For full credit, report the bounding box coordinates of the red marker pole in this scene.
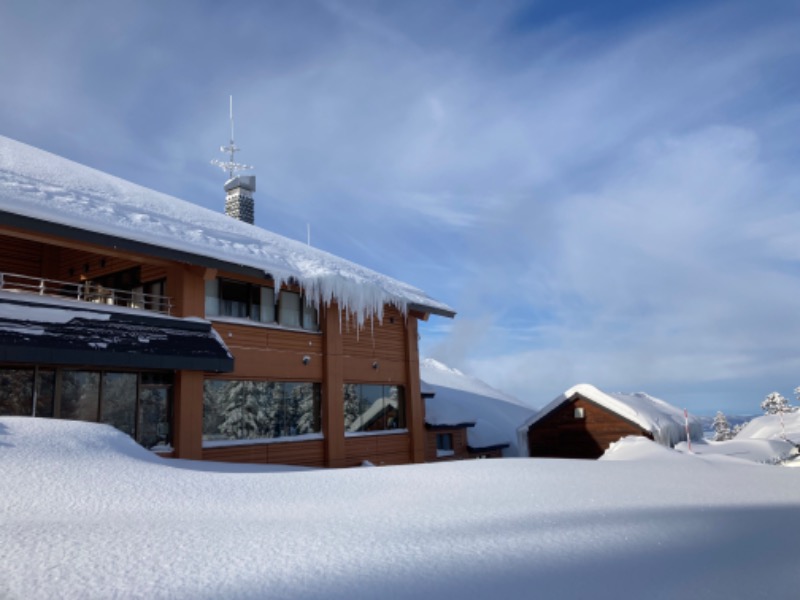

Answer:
[684,408,692,453]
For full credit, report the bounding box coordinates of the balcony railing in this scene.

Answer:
[0,271,173,316]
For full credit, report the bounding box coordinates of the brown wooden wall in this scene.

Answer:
[0,234,44,277]
[528,395,650,459]
[424,427,470,462]
[202,439,325,468]
[344,433,411,466]
[208,321,324,381]
[0,231,167,284]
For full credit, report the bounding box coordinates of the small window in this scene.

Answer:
[436,433,455,458]
[574,407,585,419]
[436,433,453,451]
[279,291,301,328]
[205,279,220,316]
[259,287,275,323]
[302,300,318,331]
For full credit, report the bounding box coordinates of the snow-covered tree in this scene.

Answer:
[761,391,791,415]
[731,422,746,438]
[712,411,732,441]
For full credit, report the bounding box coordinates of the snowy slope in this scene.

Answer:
[736,411,800,444]
[604,435,798,465]
[0,135,453,324]
[421,358,536,455]
[519,383,703,452]
[4,417,800,600]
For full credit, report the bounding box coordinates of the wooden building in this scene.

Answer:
[518,384,703,460]
[421,369,528,462]
[0,135,454,468]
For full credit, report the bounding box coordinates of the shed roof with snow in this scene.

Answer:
[518,383,704,458]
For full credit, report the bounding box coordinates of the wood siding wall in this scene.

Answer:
[0,232,167,284]
[202,439,325,467]
[528,395,650,459]
[344,433,411,467]
[0,235,44,277]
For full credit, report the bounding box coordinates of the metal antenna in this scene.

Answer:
[211,95,253,179]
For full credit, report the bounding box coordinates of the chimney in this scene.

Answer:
[211,96,255,224]
[224,175,255,224]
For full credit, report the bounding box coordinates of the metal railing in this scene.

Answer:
[0,271,173,316]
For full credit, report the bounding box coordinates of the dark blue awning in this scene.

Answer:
[0,297,233,372]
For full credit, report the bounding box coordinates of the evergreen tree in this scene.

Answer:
[712,411,732,441]
[761,391,791,415]
[343,384,362,432]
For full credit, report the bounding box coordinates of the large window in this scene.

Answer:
[0,369,34,416]
[205,279,317,331]
[0,367,172,450]
[203,380,322,442]
[343,384,405,433]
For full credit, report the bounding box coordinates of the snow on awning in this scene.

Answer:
[0,298,233,373]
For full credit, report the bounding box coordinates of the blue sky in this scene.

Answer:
[1,0,799,414]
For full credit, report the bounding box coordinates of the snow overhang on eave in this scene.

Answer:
[425,421,476,430]
[467,442,510,453]
[0,210,266,280]
[0,210,456,320]
[409,302,456,320]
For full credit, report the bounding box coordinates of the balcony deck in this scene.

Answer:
[0,271,173,316]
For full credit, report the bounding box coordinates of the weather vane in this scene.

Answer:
[211,95,253,180]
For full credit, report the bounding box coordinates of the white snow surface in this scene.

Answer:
[421,358,536,455]
[604,435,798,466]
[518,383,704,454]
[0,296,111,324]
[0,135,453,324]
[736,411,800,445]
[4,417,800,600]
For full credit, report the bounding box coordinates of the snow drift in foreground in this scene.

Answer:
[3,417,800,600]
[603,434,798,465]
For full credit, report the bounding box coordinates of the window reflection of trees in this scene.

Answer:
[203,380,321,442]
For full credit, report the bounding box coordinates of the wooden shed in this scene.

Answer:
[518,384,703,459]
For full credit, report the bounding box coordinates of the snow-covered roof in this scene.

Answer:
[517,383,704,453]
[421,358,537,455]
[0,135,454,324]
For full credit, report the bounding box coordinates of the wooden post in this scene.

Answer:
[322,303,345,467]
[404,315,425,463]
[172,370,204,460]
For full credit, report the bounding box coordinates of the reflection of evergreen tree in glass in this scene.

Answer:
[259,382,283,438]
[386,386,400,429]
[288,383,316,435]
[203,381,229,438]
[343,384,361,431]
[0,369,34,415]
[218,380,249,439]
